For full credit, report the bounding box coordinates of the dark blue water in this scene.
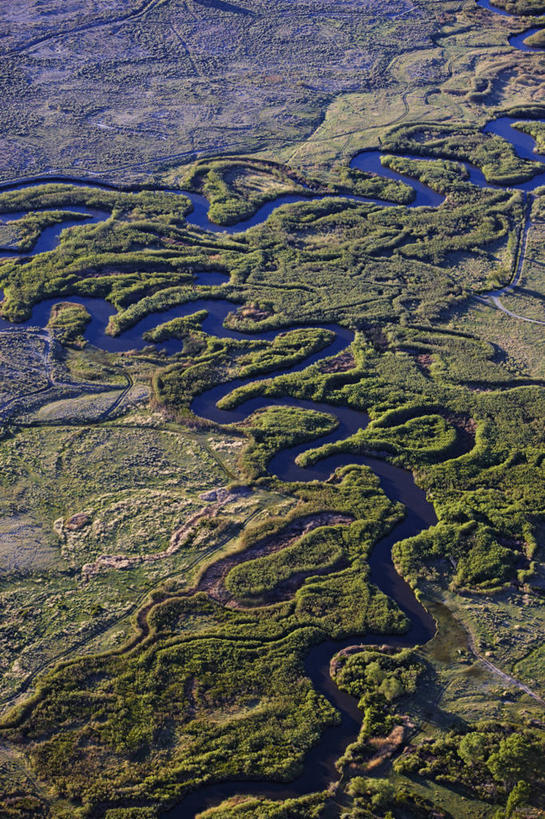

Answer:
[0,272,438,814]
[0,206,111,259]
[476,0,545,51]
[179,188,410,234]
[163,105,545,811]
[509,26,544,50]
[0,153,448,259]
[476,0,511,16]
[0,173,437,257]
[484,117,545,190]
[164,327,437,816]
[0,1,539,811]
[349,150,444,206]
[4,98,544,815]
[350,148,507,193]
[0,287,244,356]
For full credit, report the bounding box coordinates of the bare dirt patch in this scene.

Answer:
[197,511,353,606]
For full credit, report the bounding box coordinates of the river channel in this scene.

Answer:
[0,25,544,808]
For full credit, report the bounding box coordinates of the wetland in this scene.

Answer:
[2,0,545,817]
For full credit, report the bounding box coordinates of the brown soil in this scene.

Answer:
[445,413,477,437]
[235,303,273,323]
[364,718,413,771]
[198,511,353,607]
[319,350,355,373]
[416,353,433,372]
[443,412,477,455]
[64,512,91,531]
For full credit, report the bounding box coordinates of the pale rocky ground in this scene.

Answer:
[0,0,427,181]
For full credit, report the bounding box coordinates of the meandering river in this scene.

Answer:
[0,27,544,807]
[477,0,545,50]
[0,276,442,816]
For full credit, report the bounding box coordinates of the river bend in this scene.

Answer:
[0,21,543,807]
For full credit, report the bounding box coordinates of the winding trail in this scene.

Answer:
[483,295,545,325]
[475,193,543,322]
[470,638,545,705]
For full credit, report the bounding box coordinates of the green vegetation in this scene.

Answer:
[0,465,405,815]
[47,301,91,347]
[6,626,336,810]
[297,410,459,468]
[2,0,545,814]
[166,155,414,226]
[346,777,451,818]
[170,157,311,225]
[197,793,328,817]
[143,310,208,343]
[335,648,424,764]
[524,26,545,46]
[395,724,545,810]
[0,154,523,336]
[225,525,347,600]
[382,124,542,185]
[5,210,89,253]
[514,120,545,151]
[240,405,337,479]
[153,327,336,416]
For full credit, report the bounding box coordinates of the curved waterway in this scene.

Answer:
[0,162,443,261]
[0,206,112,260]
[2,81,545,815]
[3,113,545,262]
[0,0,542,263]
[476,0,545,51]
[171,340,438,816]
[0,273,437,814]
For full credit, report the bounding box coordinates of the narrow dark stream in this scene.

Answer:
[0,206,112,259]
[0,164,441,260]
[484,117,545,190]
[0,89,543,815]
[509,26,544,51]
[2,112,545,260]
[476,0,545,51]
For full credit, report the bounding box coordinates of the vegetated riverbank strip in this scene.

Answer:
[2,108,545,814]
[0,492,269,715]
[476,0,545,50]
[0,281,440,815]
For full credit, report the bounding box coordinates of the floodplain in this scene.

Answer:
[1,0,545,817]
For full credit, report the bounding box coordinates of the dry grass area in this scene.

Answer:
[0,0,440,182]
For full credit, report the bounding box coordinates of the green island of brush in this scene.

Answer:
[1,0,545,817]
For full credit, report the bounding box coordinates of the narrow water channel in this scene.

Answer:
[476,0,545,51]
[0,275,439,814]
[0,65,543,813]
